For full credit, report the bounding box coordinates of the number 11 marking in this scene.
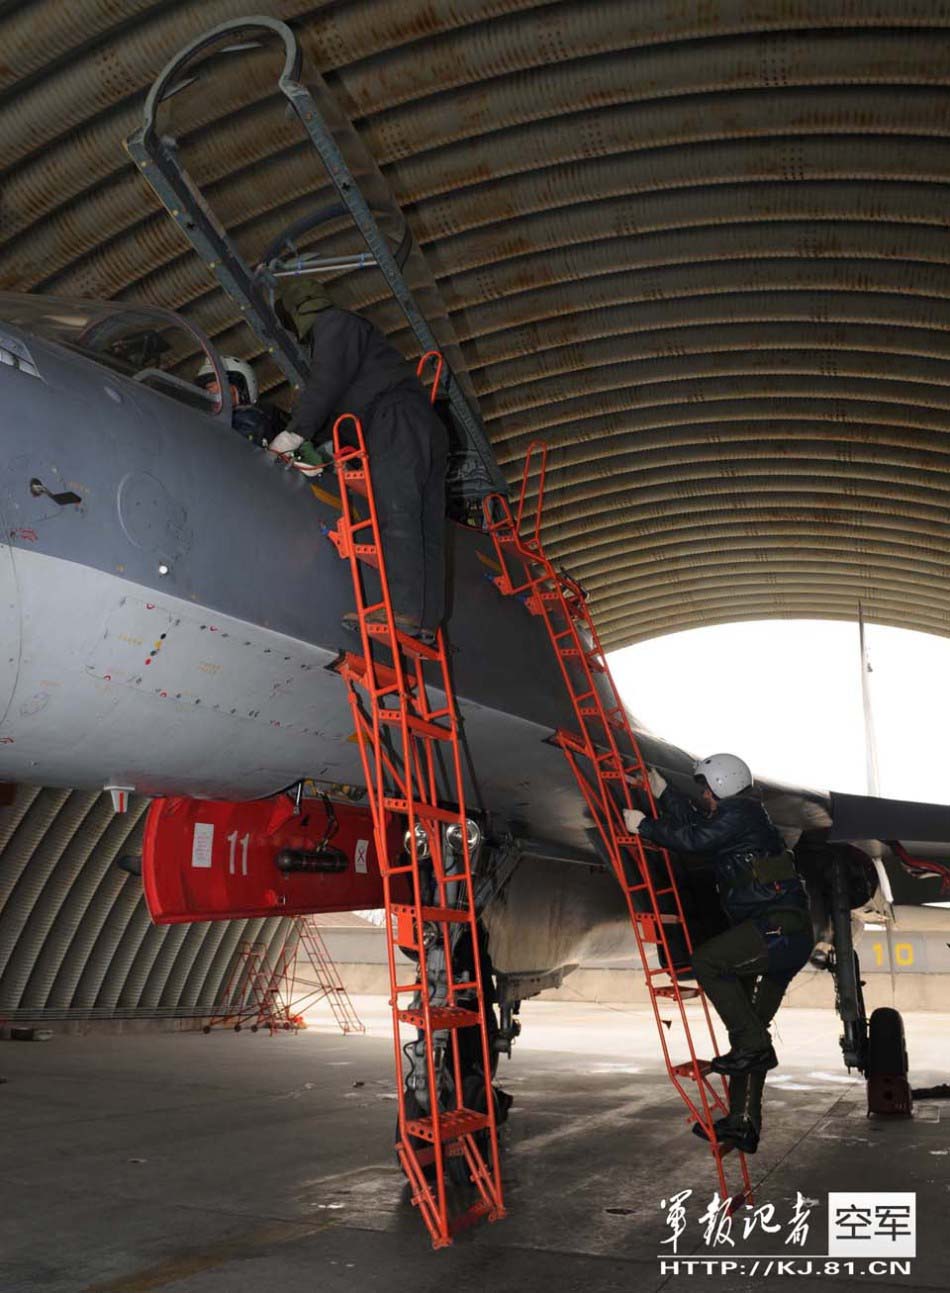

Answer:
[227,831,250,876]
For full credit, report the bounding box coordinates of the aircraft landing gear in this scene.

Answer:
[827,853,912,1117]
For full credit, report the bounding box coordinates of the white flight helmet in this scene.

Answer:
[196,354,258,406]
[693,753,753,799]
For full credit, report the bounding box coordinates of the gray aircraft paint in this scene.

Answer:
[0,306,874,857]
[0,315,686,857]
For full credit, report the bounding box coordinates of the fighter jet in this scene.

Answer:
[2,287,949,1079]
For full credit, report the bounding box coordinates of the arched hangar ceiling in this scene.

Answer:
[3,1,950,648]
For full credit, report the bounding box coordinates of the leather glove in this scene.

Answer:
[647,768,667,798]
[268,429,305,459]
[623,808,646,834]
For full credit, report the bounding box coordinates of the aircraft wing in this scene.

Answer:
[828,790,950,845]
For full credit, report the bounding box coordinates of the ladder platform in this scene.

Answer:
[405,1108,491,1143]
[655,985,701,999]
[379,712,452,740]
[382,798,461,825]
[398,1005,482,1030]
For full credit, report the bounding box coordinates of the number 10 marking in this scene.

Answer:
[227,830,250,876]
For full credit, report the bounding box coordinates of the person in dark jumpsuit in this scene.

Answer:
[624,753,814,1153]
[269,278,449,640]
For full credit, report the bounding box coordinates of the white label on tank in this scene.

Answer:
[191,822,215,868]
[355,839,368,874]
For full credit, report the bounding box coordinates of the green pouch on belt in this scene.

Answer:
[751,850,798,883]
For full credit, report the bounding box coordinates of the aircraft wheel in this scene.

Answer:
[868,1007,907,1075]
[866,1007,912,1117]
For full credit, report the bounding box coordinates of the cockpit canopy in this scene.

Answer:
[0,292,233,419]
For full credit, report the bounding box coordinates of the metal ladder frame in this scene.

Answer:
[293,916,366,1035]
[483,441,753,1211]
[328,404,505,1247]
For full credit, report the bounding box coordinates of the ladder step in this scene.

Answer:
[398,1005,482,1031]
[337,651,417,695]
[556,647,606,672]
[654,986,701,999]
[383,798,461,825]
[391,904,471,924]
[366,621,442,661]
[405,1108,490,1143]
[379,712,452,740]
[341,469,368,495]
[353,544,379,567]
[672,1059,713,1078]
[637,912,680,925]
[392,979,479,994]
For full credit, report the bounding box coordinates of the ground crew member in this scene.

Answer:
[268,278,449,641]
[624,753,813,1153]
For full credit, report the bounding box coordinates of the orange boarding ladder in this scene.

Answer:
[203,939,262,1033]
[483,441,752,1212]
[293,916,366,1034]
[327,391,505,1248]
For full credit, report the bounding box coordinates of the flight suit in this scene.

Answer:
[638,783,814,1130]
[286,304,449,632]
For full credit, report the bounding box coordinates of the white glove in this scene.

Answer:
[623,809,646,834]
[268,429,304,459]
[647,768,667,798]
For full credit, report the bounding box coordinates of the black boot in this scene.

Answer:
[693,1114,760,1154]
[711,1043,777,1075]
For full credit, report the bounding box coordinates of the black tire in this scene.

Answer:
[867,1007,908,1076]
[234,1024,242,1032]
[202,1025,211,1034]
[250,1024,258,1034]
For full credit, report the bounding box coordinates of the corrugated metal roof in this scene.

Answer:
[3,1,949,1016]
[4,1,949,648]
[0,785,293,1018]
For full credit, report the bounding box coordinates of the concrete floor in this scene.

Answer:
[0,999,947,1293]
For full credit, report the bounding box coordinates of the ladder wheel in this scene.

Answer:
[202,1025,211,1034]
[234,1024,242,1032]
[251,1024,259,1033]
